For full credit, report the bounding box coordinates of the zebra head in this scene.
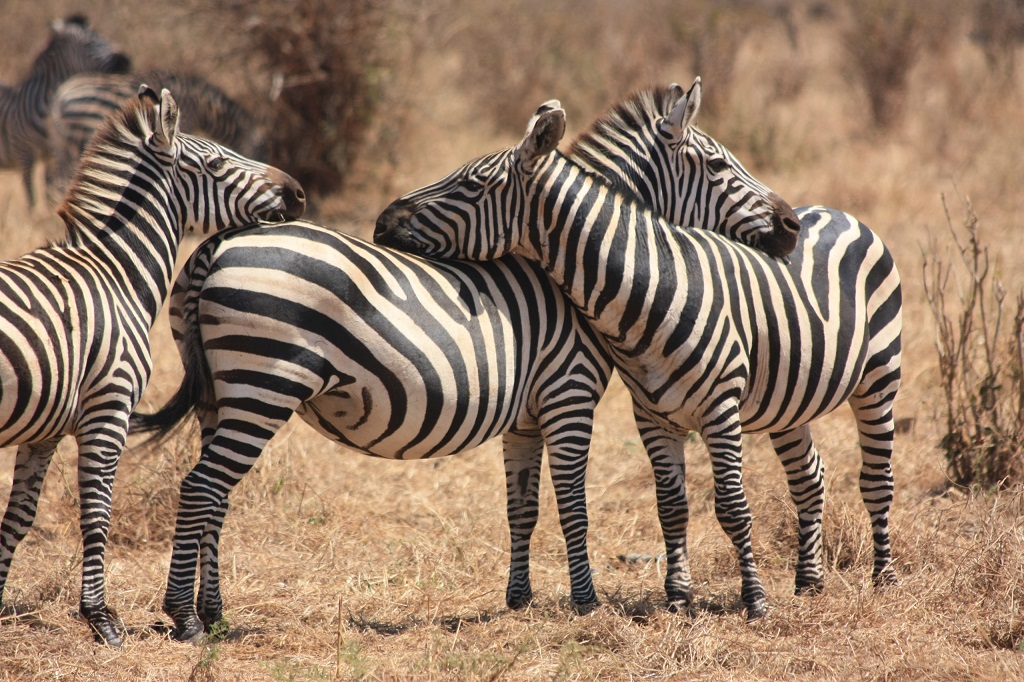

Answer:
[569,78,801,258]
[42,15,131,81]
[133,85,305,231]
[375,101,565,261]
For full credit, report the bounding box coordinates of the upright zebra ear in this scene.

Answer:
[661,76,702,138]
[140,86,180,153]
[516,100,565,173]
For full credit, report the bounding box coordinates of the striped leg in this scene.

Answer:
[540,413,597,611]
[195,498,229,629]
[502,430,543,609]
[0,440,61,610]
[769,426,826,595]
[164,406,289,642]
[76,423,130,646]
[703,408,766,620]
[633,408,693,610]
[849,393,897,586]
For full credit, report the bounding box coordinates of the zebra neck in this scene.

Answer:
[59,168,183,325]
[528,155,690,355]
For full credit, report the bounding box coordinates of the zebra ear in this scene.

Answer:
[516,101,565,172]
[151,89,181,151]
[662,76,702,137]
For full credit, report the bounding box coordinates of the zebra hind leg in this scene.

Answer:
[849,394,898,587]
[196,497,229,632]
[0,440,62,612]
[633,411,694,612]
[502,431,544,610]
[769,426,826,595]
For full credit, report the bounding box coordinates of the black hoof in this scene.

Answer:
[873,570,898,588]
[666,598,694,616]
[571,598,600,615]
[506,589,533,610]
[745,599,768,623]
[167,612,206,644]
[81,606,125,647]
[795,578,825,596]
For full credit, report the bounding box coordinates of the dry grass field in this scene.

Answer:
[2,1,1024,679]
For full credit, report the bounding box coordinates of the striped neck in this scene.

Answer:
[525,152,688,354]
[58,145,184,327]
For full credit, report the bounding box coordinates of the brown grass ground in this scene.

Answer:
[2,1,1024,680]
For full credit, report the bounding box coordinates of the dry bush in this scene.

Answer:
[211,0,392,198]
[972,0,1024,76]
[922,195,1024,491]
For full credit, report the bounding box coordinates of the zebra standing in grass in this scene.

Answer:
[375,92,902,621]
[0,15,130,205]
[128,84,797,642]
[0,86,304,647]
[46,71,267,204]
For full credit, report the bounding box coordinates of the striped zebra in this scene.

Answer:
[0,86,304,647]
[375,93,902,620]
[46,71,266,204]
[0,14,130,206]
[128,84,797,642]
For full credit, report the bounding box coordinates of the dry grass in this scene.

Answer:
[3,1,1024,680]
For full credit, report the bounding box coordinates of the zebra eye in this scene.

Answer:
[462,179,484,194]
[208,156,226,171]
[707,157,730,173]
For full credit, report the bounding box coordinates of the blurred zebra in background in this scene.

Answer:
[46,71,266,203]
[375,88,902,621]
[128,84,797,642]
[0,15,129,205]
[0,86,304,647]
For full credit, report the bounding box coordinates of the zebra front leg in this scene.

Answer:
[633,408,693,611]
[769,426,826,595]
[502,431,544,610]
[541,414,599,612]
[0,440,61,612]
[849,394,897,587]
[704,412,767,621]
[76,429,130,647]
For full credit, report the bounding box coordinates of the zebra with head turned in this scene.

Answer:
[128,84,797,642]
[0,85,304,647]
[0,14,130,206]
[46,70,267,204]
[375,89,902,621]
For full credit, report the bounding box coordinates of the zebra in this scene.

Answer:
[127,83,797,642]
[0,14,130,206]
[46,70,266,205]
[0,85,305,647]
[374,92,903,621]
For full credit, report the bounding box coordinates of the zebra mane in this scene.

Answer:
[567,84,681,177]
[56,95,159,243]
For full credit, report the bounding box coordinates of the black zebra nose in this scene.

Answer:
[269,168,305,219]
[374,199,414,245]
[760,192,802,258]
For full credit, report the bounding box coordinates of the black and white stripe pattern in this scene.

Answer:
[376,95,902,620]
[0,86,304,647]
[127,84,796,641]
[46,71,266,204]
[0,15,129,205]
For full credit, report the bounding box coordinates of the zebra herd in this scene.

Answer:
[0,16,901,649]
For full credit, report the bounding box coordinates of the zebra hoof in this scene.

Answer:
[506,588,533,610]
[794,578,824,596]
[168,613,207,644]
[745,599,768,623]
[666,598,694,616]
[873,569,898,588]
[81,604,124,648]
[571,598,600,615]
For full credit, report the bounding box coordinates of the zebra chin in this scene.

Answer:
[374,201,435,255]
